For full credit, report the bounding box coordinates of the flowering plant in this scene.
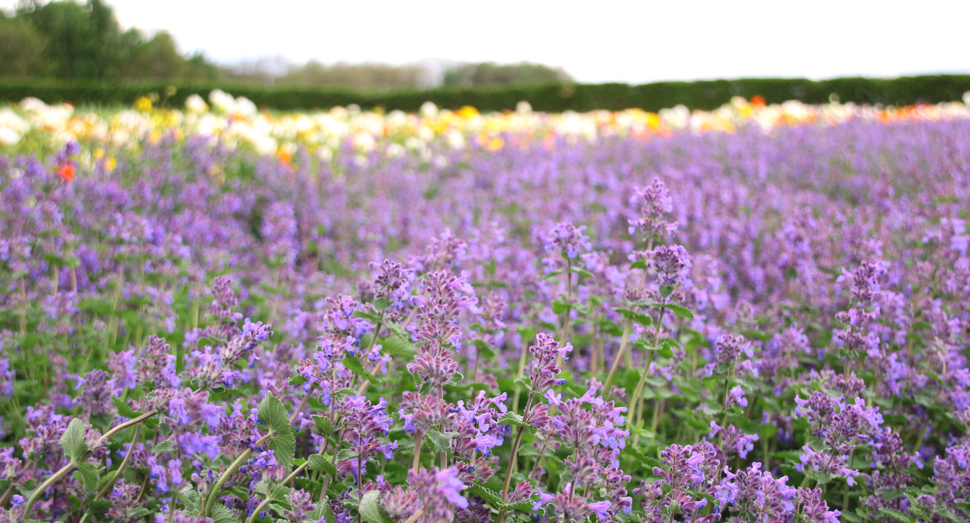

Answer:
[0,100,969,523]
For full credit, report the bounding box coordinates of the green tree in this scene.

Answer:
[0,13,51,77]
[15,0,138,79]
[275,61,428,90]
[119,31,186,79]
[443,62,572,87]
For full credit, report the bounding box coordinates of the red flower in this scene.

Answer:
[57,162,75,182]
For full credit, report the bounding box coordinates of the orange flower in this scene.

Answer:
[751,95,766,107]
[57,162,75,182]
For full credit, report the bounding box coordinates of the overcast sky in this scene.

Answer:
[4,0,969,84]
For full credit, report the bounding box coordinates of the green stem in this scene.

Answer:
[23,410,158,518]
[246,491,275,523]
[97,424,142,498]
[626,303,666,430]
[603,319,632,395]
[412,432,424,472]
[497,390,535,523]
[204,447,254,517]
[23,461,74,518]
[290,383,317,426]
[282,461,309,486]
[205,431,275,517]
[842,449,855,511]
[511,334,530,414]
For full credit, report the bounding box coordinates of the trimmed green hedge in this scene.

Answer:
[1,75,968,113]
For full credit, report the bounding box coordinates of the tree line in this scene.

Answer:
[0,0,572,90]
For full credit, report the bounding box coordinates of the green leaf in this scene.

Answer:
[341,355,378,382]
[258,394,296,470]
[44,252,69,267]
[633,301,693,319]
[471,339,497,360]
[78,298,115,315]
[426,429,457,453]
[313,415,335,437]
[513,378,531,390]
[876,508,915,523]
[467,482,503,505]
[60,418,88,464]
[374,298,391,311]
[288,374,308,386]
[614,308,653,327]
[630,260,647,270]
[806,469,833,486]
[176,485,202,514]
[662,304,693,319]
[153,440,176,454]
[840,511,862,523]
[112,397,140,420]
[354,310,381,322]
[659,285,674,298]
[210,504,237,523]
[309,497,336,523]
[358,490,395,523]
[497,412,529,427]
[336,449,359,462]
[72,461,99,491]
[551,300,570,315]
[505,499,537,512]
[380,336,415,357]
[309,454,337,475]
[258,393,291,434]
[87,498,113,516]
[267,483,292,503]
[385,322,411,342]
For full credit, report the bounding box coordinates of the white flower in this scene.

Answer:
[420,101,439,118]
[0,109,29,133]
[19,97,47,112]
[385,143,405,158]
[235,97,258,118]
[516,101,533,114]
[0,127,22,146]
[209,89,237,114]
[185,94,208,114]
[444,129,464,150]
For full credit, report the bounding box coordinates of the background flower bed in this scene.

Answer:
[0,100,968,522]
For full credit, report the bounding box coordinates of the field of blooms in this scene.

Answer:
[1,90,970,523]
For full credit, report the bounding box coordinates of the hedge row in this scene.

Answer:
[1,75,969,113]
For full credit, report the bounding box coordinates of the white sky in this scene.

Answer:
[4,0,969,84]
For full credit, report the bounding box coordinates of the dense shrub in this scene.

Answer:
[1,74,968,112]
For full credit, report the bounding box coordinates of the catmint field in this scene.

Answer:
[1,92,970,523]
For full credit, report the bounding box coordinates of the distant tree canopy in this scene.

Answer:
[442,62,572,87]
[0,14,51,77]
[0,0,572,90]
[3,0,217,81]
[276,62,431,91]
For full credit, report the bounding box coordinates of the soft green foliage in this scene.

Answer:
[442,62,572,87]
[59,417,88,464]
[0,74,967,112]
[258,393,296,470]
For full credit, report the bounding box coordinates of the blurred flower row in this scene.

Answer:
[3,89,970,164]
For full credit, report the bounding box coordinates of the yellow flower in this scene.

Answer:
[486,137,504,151]
[134,97,152,113]
[457,106,479,119]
